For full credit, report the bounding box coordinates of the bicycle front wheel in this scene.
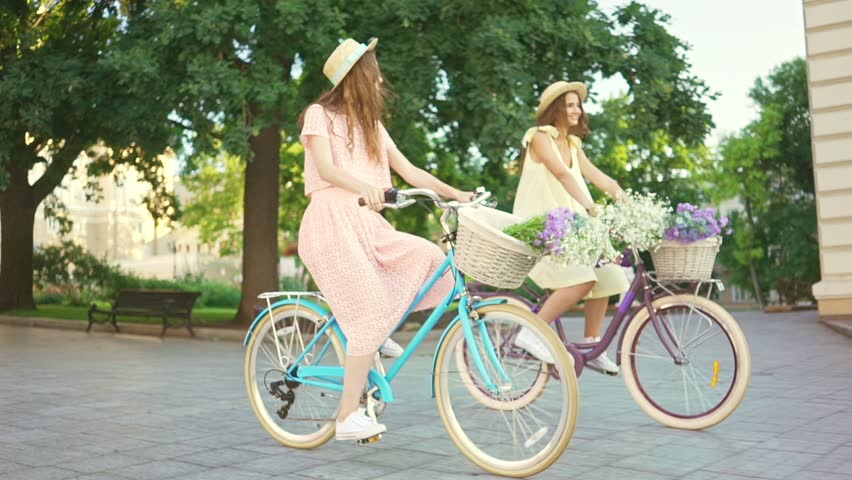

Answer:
[620,294,751,430]
[435,304,578,478]
[244,303,345,449]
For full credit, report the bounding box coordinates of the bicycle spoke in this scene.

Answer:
[628,303,738,419]
[436,306,577,475]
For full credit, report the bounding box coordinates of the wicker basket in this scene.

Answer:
[651,237,722,281]
[455,207,541,289]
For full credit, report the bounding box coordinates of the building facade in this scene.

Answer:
[804,0,852,316]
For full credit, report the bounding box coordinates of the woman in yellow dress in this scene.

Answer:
[512,81,628,375]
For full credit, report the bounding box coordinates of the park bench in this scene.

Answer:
[87,289,202,336]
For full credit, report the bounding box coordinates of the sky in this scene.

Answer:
[593,0,807,144]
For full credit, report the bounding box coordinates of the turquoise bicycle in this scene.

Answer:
[243,188,578,478]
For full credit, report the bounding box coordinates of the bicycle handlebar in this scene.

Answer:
[357,189,400,207]
[358,187,492,210]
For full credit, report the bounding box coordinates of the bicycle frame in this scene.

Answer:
[244,248,512,406]
[469,253,710,375]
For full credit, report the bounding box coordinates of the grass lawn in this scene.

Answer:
[4,304,238,326]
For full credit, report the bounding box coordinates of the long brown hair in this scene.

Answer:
[298,50,389,162]
[519,91,590,170]
[538,91,590,140]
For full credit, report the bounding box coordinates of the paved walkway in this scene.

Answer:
[0,310,850,480]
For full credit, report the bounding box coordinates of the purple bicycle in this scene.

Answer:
[466,249,751,431]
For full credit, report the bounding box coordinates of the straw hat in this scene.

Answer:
[536,81,588,118]
[323,37,379,88]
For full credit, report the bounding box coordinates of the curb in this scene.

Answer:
[0,315,442,343]
[820,316,852,338]
[0,315,247,342]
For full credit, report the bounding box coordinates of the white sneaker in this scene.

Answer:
[379,338,404,358]
[514,327,555,364]
[586,351,620,376]
[335,408,387,441]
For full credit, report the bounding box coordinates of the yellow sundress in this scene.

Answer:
[512,126,628,299]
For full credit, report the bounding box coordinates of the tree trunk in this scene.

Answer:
[741,195,767,309]
[748,261,766,310]
[236,119,281,324]
[0,184,37,310]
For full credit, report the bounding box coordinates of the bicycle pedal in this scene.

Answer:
[356,434,382,445]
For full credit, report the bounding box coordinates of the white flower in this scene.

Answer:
[551,216,618,267]
[601,190,671,252]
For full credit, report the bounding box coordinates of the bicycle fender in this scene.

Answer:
[243,298,345,349]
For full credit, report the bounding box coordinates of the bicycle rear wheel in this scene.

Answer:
[435,304,578,478]
[620,294,751,430]
[244,303,345,448]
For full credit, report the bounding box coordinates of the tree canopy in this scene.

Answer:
[711,58,816,305]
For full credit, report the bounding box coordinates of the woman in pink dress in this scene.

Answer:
[297,38,472,441]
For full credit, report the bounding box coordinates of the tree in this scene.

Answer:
[711,58,816,306]
[115,0,347,322]
[126,1,714,323]
[0,1,175,310]
[181,153,245,257]
[584,95,714,205]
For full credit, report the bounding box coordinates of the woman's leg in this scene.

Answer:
[335,352,387,440]
[338,353,374,420]
[514,282,595,363]
[536,281,595,324]
[582,296,620,375]
[582,297,609,338]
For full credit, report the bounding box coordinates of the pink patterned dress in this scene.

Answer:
[298,104,454,356]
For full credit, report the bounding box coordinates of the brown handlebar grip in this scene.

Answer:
[357,188,399,206]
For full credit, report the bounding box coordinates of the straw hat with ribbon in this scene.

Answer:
[323,37,379,88]
[536,81,588,118]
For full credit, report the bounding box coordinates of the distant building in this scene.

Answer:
[32,152,177,263]
[24,150,301,286]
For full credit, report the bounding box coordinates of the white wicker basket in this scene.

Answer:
[651,237,722,281]
[455,207,541,289]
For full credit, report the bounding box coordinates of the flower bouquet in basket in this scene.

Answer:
[654,203,733,281]
[600,190,671,255]
[503,207,618,267]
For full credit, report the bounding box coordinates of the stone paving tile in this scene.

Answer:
[374,468,504,480]
[52,454,148,475]
[350,447,449,468]
[168,467,276,480]
[231,454,330,476]
[101,460,206,480]
[0,466,77,480]
[172,447,270,468]
[127,443,210,461]
[68,474,133,480]
[678,470,778,480]
[0,444,91,468]
[294,459,397,479]
[1,310,850,480]
[0,462,26,476]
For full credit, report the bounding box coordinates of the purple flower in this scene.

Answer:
[537,207,575,254]
[664,203,733,244]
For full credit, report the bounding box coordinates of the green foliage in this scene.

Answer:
[711,58,816,304]
[585,96,714,206]
[33,241,240,308]
[102,274,240,309]
[32,241,115,305]
[181,153,245,256]
[0,1,179,309]
[150,0,714,243]
[504,216,547,246]
[0,1,177,198]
